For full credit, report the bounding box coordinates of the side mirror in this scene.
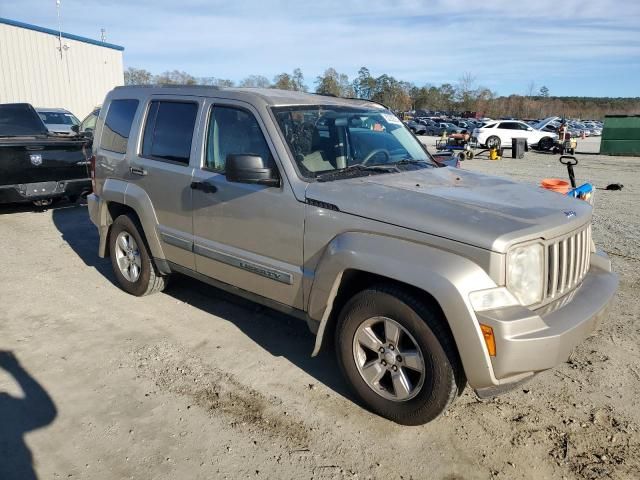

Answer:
[71,125,80,134]
[527,127,533,131]
[226,154,280,187]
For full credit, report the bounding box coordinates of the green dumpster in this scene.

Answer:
[600,115,640,155]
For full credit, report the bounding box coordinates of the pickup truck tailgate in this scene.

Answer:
[0,137,89,186]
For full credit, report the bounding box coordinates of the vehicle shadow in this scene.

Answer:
[50,203,115,282]
[0,198,77,216]
[51,206,354,402]
[164,275,353,400]
[0,351,57,480]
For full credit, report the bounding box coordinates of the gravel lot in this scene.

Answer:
[1,136,638,480]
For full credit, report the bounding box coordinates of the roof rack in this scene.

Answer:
[114,84,221,90]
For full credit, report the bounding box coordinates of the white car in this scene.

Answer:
[473,120,556,150]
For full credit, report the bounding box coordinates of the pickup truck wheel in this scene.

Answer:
[336,285,463,425]
[109,214,168,296]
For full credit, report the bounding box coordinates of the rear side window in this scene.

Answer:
[142,101,198,164]
[100,100,139,154]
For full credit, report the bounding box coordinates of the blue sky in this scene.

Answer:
[2,0,640,97]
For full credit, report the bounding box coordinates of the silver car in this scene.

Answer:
[36,108,80,135]
[87,86,618,425]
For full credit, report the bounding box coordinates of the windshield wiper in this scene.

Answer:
[316,163,398,182]
[391,158,435,168]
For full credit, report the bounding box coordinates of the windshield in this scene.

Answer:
[272,105,434,178]
[38,111,79,126]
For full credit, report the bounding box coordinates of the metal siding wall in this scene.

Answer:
[0,23,123,119]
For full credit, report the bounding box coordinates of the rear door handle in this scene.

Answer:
[190,181,217,193]
[130,167,147,176]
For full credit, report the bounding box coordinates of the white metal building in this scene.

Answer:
[0,17,124,120]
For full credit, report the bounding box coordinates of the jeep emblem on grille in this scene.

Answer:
[30,154,43,166]
[564,210,576,218]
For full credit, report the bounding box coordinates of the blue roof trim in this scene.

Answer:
[0,17,124,51]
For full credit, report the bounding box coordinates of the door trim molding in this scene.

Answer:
[158,225,193,251]
[193,243,293,285]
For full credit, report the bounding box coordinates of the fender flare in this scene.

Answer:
[97,180,166,263]
[308,232,500,388]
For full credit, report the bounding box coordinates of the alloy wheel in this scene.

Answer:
[352,316,426,401]
[114,231,142,282]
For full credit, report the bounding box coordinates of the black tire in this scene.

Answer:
[465,151,474,160]
[335,284,465,425]
[486,136,501,149]
[538,137,554,151]
[109,214,169,296]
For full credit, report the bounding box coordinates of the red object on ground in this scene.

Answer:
[540,178,571,194]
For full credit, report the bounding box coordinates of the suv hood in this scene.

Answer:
[305,168,592,252]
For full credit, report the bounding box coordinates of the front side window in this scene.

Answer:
[142,101,198,164]
[205,106,272,171]
[100,100,139,154]
[272,106,434,179]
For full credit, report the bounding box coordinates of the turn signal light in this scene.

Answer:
[480,324,496,357]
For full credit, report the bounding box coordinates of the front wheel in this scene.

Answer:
[336,285,464,425]
[537,136,554,151]
[109,214,169,296]
[486,136,501,149]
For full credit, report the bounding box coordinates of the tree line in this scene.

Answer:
[124,66,640,120]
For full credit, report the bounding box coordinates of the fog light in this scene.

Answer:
[480,324,496,357]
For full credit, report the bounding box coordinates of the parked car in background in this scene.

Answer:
[0,103,91,206]
[474,120,556,150]
[87,86,617,426]
[404,120,427,135]
[36,108,80,136]
[79,107,101,136]
[426,122,463,136]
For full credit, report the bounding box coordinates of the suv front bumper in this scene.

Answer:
[474,250,618,391]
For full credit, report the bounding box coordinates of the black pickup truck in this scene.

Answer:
[0,103,92,206]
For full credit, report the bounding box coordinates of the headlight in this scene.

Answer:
[506,243,544,306]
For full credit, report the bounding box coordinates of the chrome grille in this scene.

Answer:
[545,225,592,301]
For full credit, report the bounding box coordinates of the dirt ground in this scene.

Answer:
[1,136,638,480]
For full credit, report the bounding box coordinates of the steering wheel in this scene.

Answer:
[361,148,391,165]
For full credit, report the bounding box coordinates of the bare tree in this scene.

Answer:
[239,75,271,88]
[124,67,153,85]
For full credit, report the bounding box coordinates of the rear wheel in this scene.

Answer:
[336,285,464,425]
[486,136,501,149]
[109,214,169,296]
[465,151,474,160]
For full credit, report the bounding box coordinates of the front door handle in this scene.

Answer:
[130,167,147,176]
[190,181,217,193]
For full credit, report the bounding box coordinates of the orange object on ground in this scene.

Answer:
[541,178,571,194]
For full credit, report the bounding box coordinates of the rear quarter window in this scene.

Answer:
[100,99,139,154]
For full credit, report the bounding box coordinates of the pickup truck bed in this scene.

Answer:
[0,103,91,205]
